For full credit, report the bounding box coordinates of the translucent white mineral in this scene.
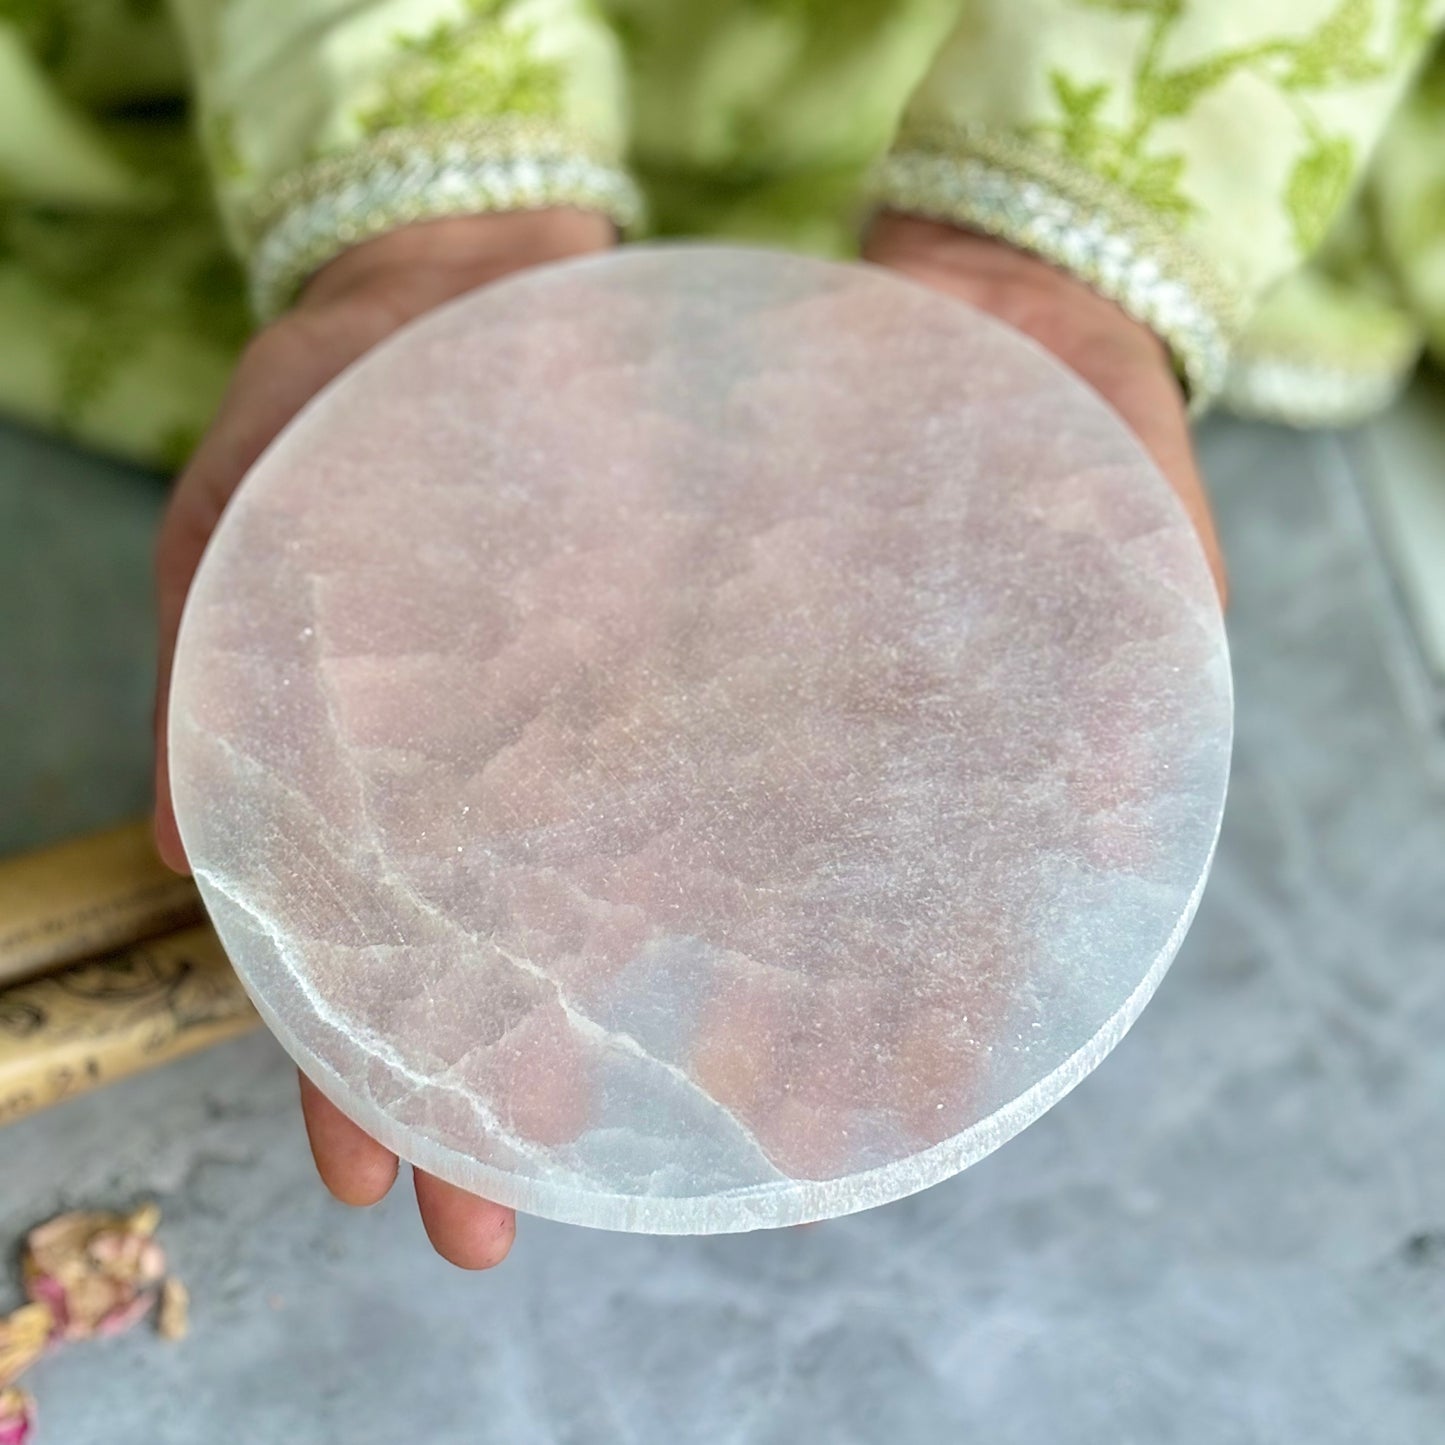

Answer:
[169,247,1232,1233]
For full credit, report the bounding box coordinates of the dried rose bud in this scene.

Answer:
[94,1293,158,1340]
[22,1208,167,1343]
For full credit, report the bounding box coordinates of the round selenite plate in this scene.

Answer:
[170,246,1232,1233]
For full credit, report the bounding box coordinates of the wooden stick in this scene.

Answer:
[0,821,203,990]
[0,924,259,1127]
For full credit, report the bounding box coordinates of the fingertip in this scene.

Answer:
[299,1072,400,1206]
[413,1170,516,1270]
[153,799,190,876]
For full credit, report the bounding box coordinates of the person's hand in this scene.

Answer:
[153,208,613,1268]
[863,214,1226,600]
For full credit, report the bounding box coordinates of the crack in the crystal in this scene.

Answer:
[486,936,788,1183]
[190,863,601,1190]
[242,757,788,1184]
[187,714,787,1192]
[180,713,459,946]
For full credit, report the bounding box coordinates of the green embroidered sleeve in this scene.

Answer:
[166,0,642,316]
[872,0,1445,407]
[1373,39,1445,364]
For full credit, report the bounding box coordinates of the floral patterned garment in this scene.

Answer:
[1,0,1442,466]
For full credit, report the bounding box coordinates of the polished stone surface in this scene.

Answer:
[167,249,1231,1232]
[1,411,1443,1440]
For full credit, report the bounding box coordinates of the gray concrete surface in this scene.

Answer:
[1,414,1442,1444]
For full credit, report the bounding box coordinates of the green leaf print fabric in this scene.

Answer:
[0,0,1442,463]
[876,0,1445,412]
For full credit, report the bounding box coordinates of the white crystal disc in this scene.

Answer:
[170,247,1232,1232]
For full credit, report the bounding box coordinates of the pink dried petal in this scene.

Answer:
[0,1388,34,1445]
[34,1273,127,1343]
[17,1280,66,1341]
[94,1293,156,1340]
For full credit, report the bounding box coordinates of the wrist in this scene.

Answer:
[296,209,615,326]
[863,213,1176,397]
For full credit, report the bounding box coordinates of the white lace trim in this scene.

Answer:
[249,144,643,318]
[874,149,1234,411]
